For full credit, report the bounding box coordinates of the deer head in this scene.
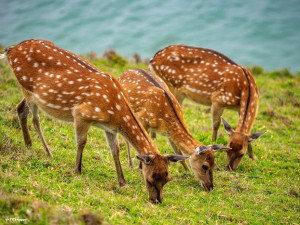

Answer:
[222,118,266,171]
[137,154,188,203]
[189,145,230,191]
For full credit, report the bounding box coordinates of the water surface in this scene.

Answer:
[0,0,299,72]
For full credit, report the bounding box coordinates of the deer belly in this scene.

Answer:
[183,87,212,106]
[32,95,74,121]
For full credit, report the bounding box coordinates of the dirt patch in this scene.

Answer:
[261,110,292,126]
[80,211,104,225]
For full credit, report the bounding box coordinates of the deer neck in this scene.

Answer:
[167,122,200,156]
[236,68,259,134]
[118,100,159,155]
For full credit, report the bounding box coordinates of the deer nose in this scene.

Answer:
[209,185,214,191]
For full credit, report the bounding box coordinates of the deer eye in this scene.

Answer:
[239,154,244,158]
[202,165,209,171]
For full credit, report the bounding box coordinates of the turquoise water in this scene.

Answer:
[0,0,299,72]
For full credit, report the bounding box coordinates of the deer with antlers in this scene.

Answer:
[119,69,230,191]
[149,44,266,171]
[1,39,188,203]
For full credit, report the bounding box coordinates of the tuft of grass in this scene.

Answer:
[0,52,299,224]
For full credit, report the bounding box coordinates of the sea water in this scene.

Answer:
[0,0,299,72]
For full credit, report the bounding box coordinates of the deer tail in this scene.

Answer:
[0,53,6,59]
[0,47,12,59]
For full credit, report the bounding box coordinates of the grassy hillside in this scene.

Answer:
[0,51,299,224]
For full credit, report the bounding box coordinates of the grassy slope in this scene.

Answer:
[0,53,299,224]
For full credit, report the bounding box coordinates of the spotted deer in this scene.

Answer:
[149,44,266,171]
[1,39,188,203]
[119,69,230,191]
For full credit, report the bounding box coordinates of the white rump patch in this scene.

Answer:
[0,53,6,59]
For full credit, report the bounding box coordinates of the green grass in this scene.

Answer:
[0,54,299,224]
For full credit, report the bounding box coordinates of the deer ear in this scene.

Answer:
[248,131,267,142]
[136,155,152,165]
[221,117,233,135]
[209,144,231,152]
[166,155,189,162]
[195,145,210,155]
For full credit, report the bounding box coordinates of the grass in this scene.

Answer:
[0,51,299,224]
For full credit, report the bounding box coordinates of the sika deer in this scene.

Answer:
[1,39,188,203]
[119,69,230,191]
[150,44,266,171]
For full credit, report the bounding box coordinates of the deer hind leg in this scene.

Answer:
[151,131,157,140]
[211,102,224,142]
[169,139,190,172]
[28,101,53,157]
[105,131,127,187]
[247,143,257,160]
[73,117,91,174]
[16,98,32,148]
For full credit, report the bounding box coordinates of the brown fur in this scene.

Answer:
[150,44,265,171]
[119,69,219,190]
[5,39,186,203]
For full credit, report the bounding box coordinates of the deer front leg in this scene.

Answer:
[126,140,134,168]
[169,139,190,172]
[175,93,185,106]
[29,101,53,157]
[211,102,224,142]
[247,143,257,160]
[74,117,91,174]
[16,98,32,148]
[105,131,127,187]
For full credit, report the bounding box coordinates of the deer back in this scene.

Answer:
[150,44,259,133]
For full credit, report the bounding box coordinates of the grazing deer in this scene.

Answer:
[1,39,188,203]
[149,44,266,171]
[119,69,230,191]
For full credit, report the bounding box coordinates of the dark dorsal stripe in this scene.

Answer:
[41,41,152,146]
[55,44,152,145]
[186,45,239,66]
[40,40,101,74]
[126,100,152,146]
[188,44,252,129]
[241,68,251,129]
[151,44,252,129]
[134,68,192,138]
[150,44,239,67]
[45,42,151,143]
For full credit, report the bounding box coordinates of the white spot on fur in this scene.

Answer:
[46,103,61,109]
[115,104,121,111]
